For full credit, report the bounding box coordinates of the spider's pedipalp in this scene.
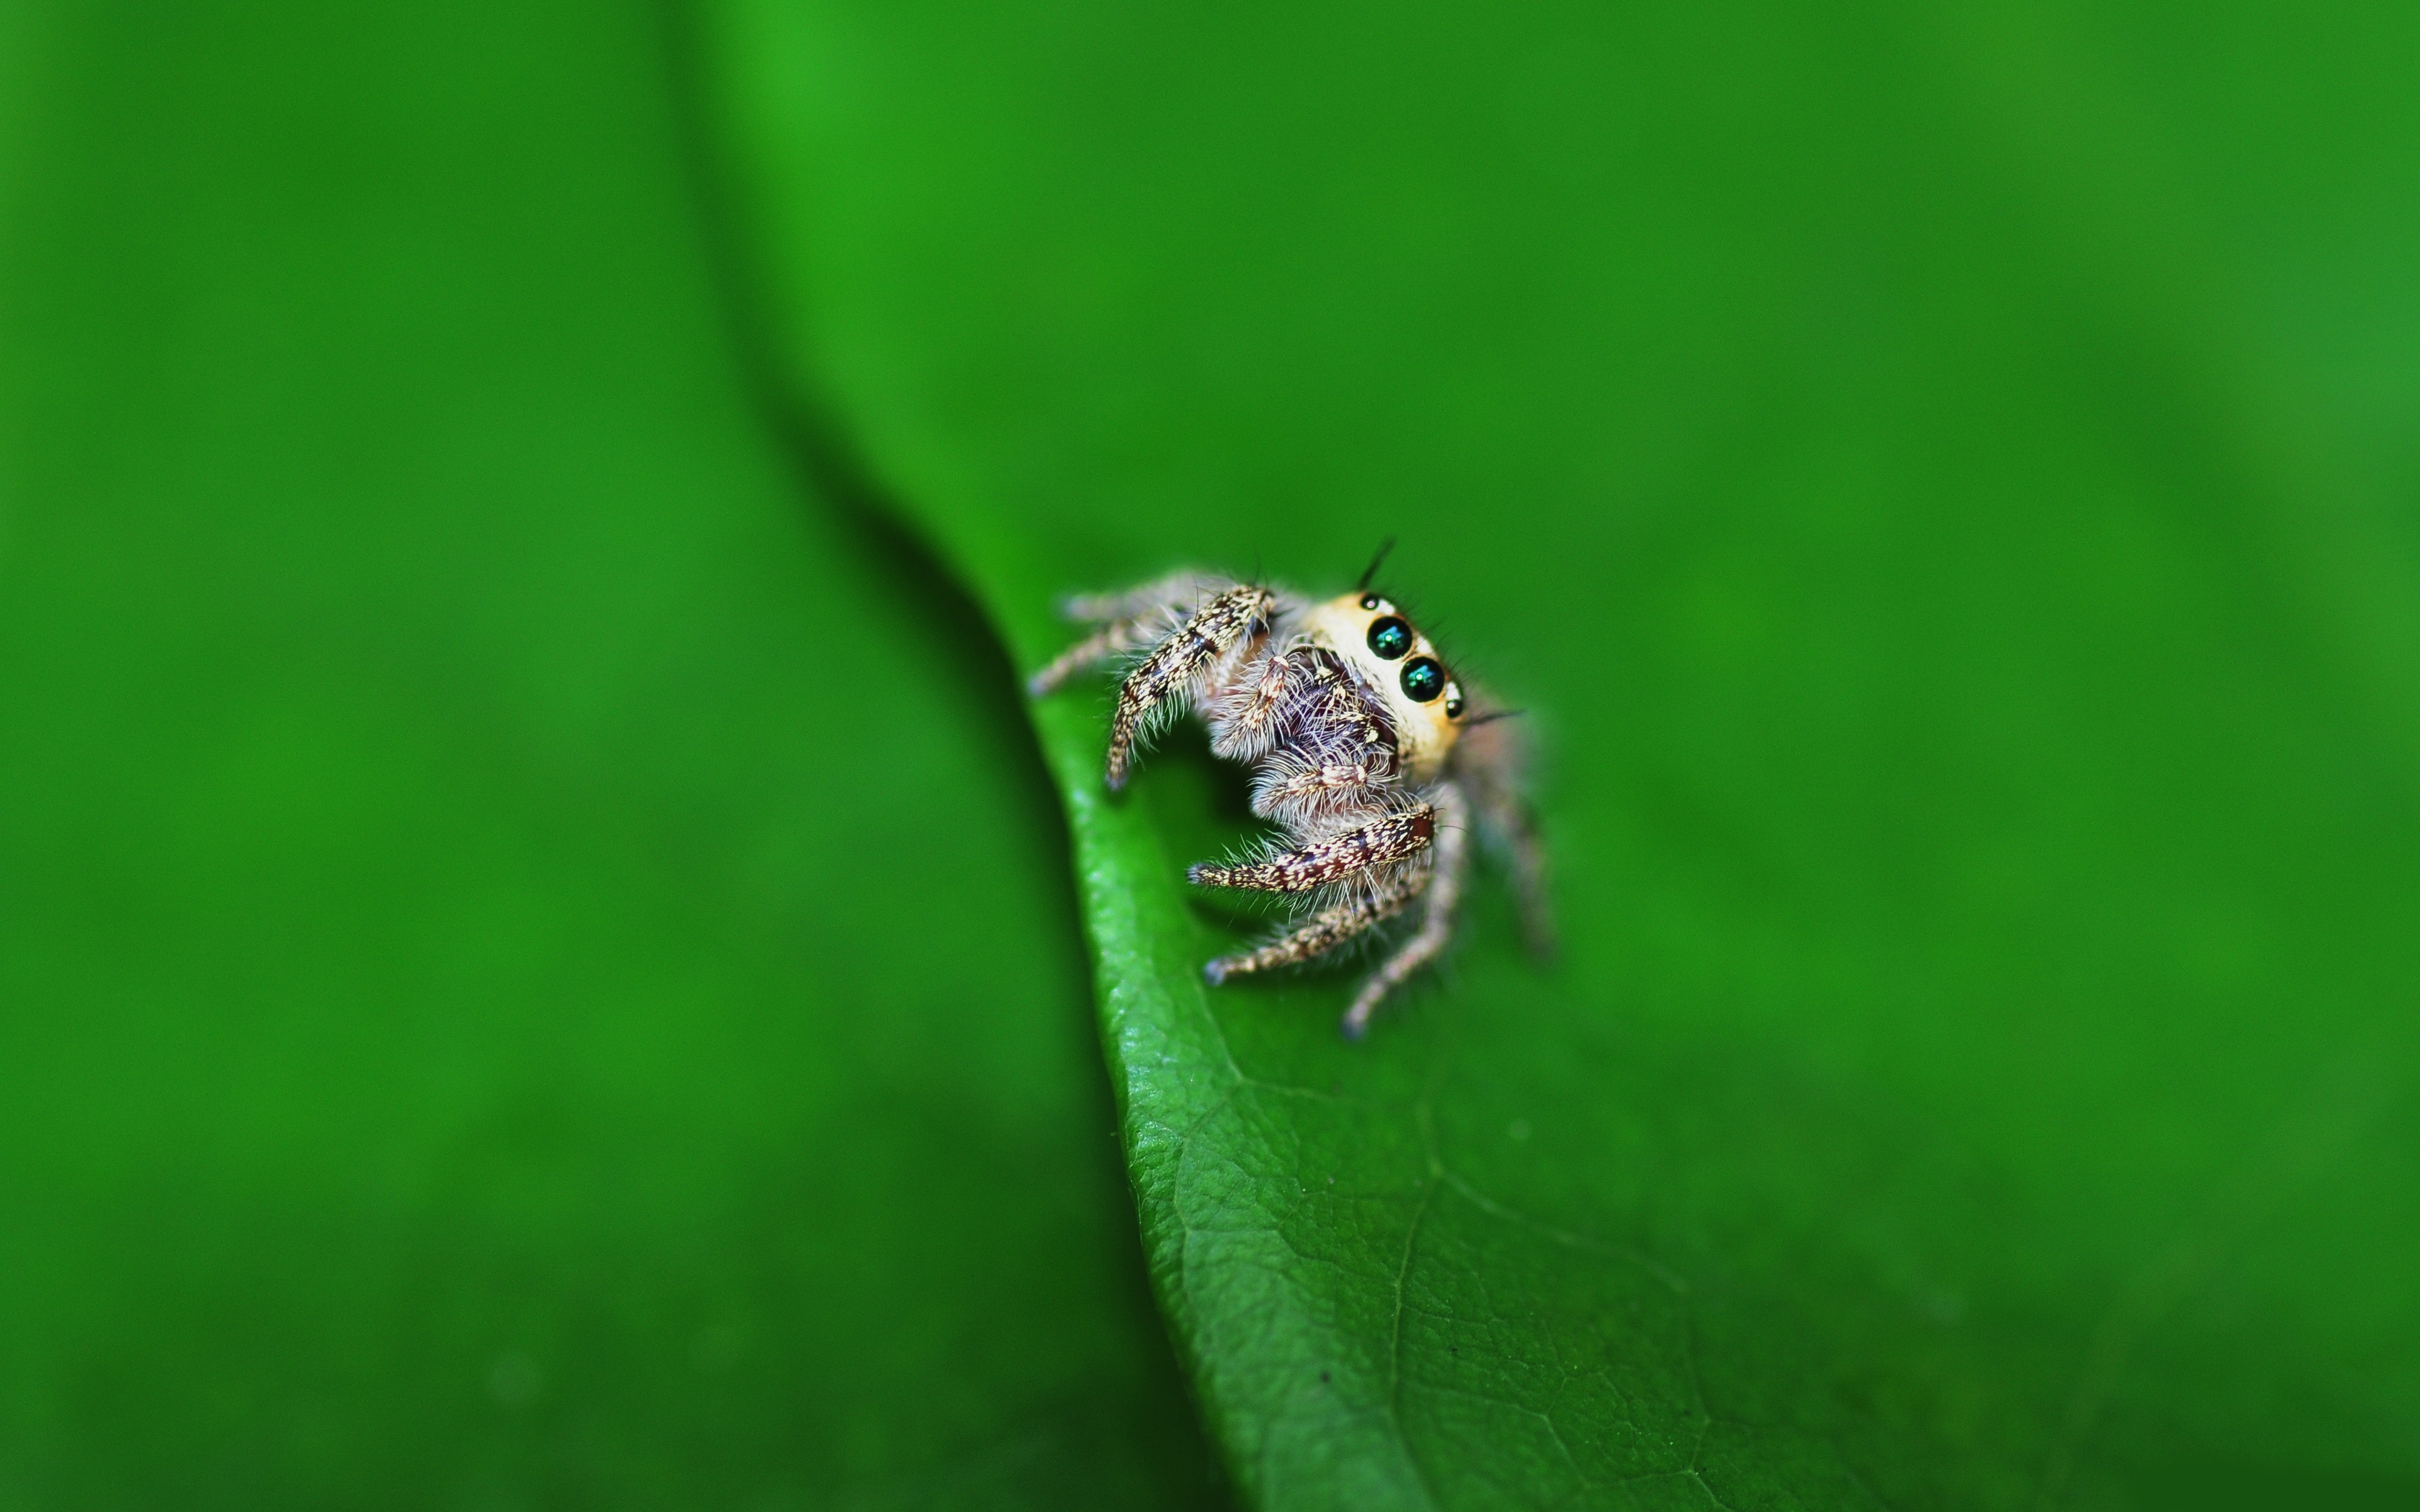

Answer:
[1251,748,1382,834]
[1204,642,1300,765]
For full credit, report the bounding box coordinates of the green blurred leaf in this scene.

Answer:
[0,2,1218,1506]
[705,0,2420,1506]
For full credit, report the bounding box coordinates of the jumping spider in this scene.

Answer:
[1029,552,1548,1038]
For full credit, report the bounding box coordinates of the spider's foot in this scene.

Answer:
[1340,987,1383,1040]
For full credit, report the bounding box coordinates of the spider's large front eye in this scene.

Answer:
[1400,656,1445,703]
[1366,616,1413,660]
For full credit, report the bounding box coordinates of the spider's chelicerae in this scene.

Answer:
[1029,553,1549,1038]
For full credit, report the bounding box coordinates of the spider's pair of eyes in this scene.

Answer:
[1366,614,1456,713]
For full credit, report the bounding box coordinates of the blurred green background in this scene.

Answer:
[7,0,2420,1508]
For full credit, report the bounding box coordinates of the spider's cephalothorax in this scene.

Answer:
[1028,564,1548,1038]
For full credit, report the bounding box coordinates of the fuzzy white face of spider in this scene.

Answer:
[1302,591,1466,783]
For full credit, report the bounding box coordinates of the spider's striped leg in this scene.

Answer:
[1186,803,1435,894]
[1058,571,1220,625]
[1342,782,1470,1039]
[1205,644,1303,764]
[1105,584,1273,789]
[1203,868,1429,984]
[1025,616,1156,697]
[1028,571,1227,697]
[1252,746,1387,832]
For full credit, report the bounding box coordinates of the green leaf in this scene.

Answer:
[703,0,2420,1506]
[0,3,1217,1506]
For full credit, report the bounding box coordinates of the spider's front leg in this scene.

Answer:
[1103,584,1274,789]
[1025,571,1221,699]
[1186,804,1436,893]
[1190,789,1469,1038]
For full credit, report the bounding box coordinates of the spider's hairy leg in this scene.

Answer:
[1343,781,1471,1039]
[1251,748,1381,832]
[1105,583,1274,789]
[1202,868,1429,984]
[1206,644,1301,764]
[1027,572,1223,697]
[1187,804,1435,894]
[1452,716,1555,955]
[1059,570,1221,625]
[1026,617,1155,697]
[1497,797,1553,957]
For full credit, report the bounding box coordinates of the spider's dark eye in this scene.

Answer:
[1359,593,1382,610]
[1366,616,1413,660]
[1400,656,1445,703]
[1445,693,1465,719]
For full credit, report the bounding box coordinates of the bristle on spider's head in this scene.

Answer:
[1461,709,1527,730]
[1355,537,1397,592]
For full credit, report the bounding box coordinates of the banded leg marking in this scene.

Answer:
[1187,805,1435,895]
[1106,585,1272,789]
[1026,617,1155,697]
[1203,872,1427,984]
